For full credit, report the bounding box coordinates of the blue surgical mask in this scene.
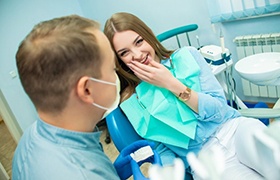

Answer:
[89,74,120,119]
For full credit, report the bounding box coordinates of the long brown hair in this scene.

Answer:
[104,12,173,101]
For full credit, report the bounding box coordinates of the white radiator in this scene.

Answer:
[234,33,280,98]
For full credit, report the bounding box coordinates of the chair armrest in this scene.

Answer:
[238,108,280,119]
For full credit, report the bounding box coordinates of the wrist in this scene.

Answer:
[178,87,192,102]
[166,78,186,96]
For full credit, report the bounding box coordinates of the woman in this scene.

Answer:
[104,12,267,179]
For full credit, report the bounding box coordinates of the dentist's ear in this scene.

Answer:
[76,76,94,104]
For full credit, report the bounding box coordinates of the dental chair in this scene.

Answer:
[106,24,199,152]
[106,24,200,180]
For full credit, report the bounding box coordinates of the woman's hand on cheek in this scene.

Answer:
[127,59,176,88]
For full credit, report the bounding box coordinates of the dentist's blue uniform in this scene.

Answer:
[12,119,120,180]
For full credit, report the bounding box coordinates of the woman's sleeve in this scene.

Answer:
[153,141,177,166]
[187,47,232,122]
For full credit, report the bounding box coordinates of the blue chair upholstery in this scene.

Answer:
[106,107,143,152]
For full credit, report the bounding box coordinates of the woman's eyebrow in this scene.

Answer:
[133,35,141,44]
[116,35,141,54]
[117,48,125,54]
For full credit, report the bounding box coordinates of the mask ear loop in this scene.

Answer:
[92,102,109,110]
[89,77,116,86]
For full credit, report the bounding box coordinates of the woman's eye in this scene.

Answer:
[136,38,144,45]
[120,51,128,57]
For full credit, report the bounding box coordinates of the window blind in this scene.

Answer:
[207,0,280,23]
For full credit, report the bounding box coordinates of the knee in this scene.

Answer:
[234,117,266,160]
[235,117,266,140]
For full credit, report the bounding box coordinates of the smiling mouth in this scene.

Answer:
[140,55,149,65]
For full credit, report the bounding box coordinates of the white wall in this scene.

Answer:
[0,0,84,131]
[78,0,220,47]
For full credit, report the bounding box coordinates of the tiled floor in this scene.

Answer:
[99,125,119,162]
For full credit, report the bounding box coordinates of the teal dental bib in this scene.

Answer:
[120,47,201,149]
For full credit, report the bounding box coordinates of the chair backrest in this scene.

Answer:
[156,24,198,47]
[106,107,143,152]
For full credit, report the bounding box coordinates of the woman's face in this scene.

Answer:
[112,30,160,66]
